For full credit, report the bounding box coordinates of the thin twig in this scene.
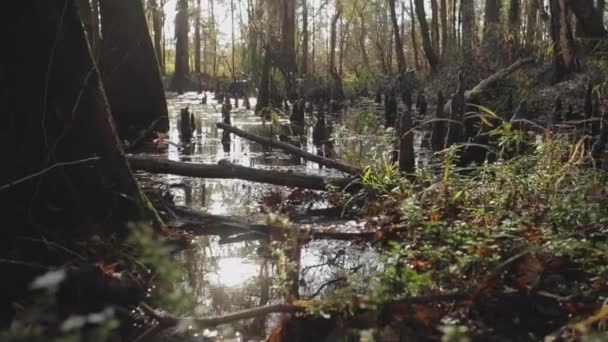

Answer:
[0,156,100,192]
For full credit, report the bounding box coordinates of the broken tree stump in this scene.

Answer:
[179,107,193,141]
[416,91,427,116]
[290,98,305,126]
[399,109,415,174]
[385,93,398,129]
[446,72,465,148]
[431,91,447,152]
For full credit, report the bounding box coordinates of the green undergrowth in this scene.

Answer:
[309,129,608,339]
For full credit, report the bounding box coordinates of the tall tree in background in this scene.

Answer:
[329,2,344,100]
[150,0,165,75]
[508,0,521,57]
[410,0,421,69]
[483,0,502,61]
[195,0,202,73]
[414,0,440,72]
[171,0,190,91]
[98,0,169,138]
[525,0,538,51]
[301,0,309,75]
[281,0,297,98]
[461,0,475,66]
[430,0,440,56]
[440,0,449,57]
[231,0,236,78]
[388,0,407,73]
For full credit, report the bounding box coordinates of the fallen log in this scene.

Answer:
[128,156,354,191]
[171,206,375,242]
[443,57,535,115]
[216,122,361,175]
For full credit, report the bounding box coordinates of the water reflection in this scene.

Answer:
[151,92,383,340]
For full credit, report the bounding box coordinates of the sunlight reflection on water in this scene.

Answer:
[207,257,259,288]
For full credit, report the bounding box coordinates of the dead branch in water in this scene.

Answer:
[128,155,354,191]
[217,122,362,175]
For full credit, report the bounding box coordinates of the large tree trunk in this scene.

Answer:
[171,0,190,91]
[567,0,608,38]
[1,0,161,235]
[482,0,502,61]
[549,0,578,82]
[98,0,169,140]
[461,0,475,66]
[414,0,440,72]
[525,0,538,50]
[388,0,407,73]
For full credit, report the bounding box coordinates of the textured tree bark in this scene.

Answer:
[0,0,162,234]
[409,0,421,69]
[430,0,441,56]
[98,0,169,139]
[525,0,538,50]
[127,156,353,191]
[171,0,191,91]
[399,110,416,174]
[329,4,344,100]
[388,0,407,73]
[414,0,440,72]
[508,0,522,57]
[567,0,608,38]
[549,0,579,82]
[482,0,502,61]
[461,0,475,66]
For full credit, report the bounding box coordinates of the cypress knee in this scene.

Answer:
[399,110,416,174]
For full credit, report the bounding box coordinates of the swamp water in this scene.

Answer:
[136,92,390,341]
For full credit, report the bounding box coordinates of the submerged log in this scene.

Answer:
[443,58,535,115]
[128,156,354,191]
[216,122,361,175]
